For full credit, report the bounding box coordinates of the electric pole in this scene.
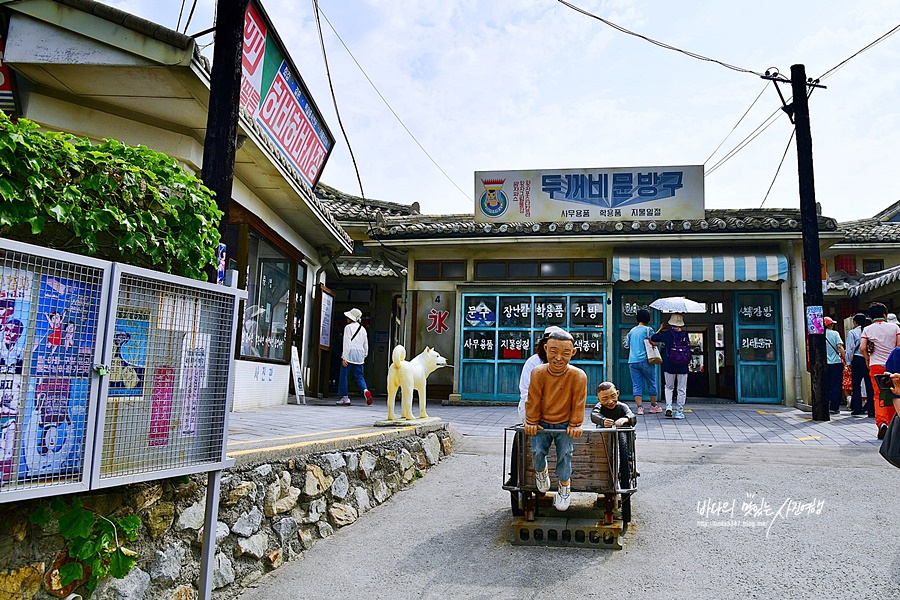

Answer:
[762,64,828,420]
[201,0,251,282]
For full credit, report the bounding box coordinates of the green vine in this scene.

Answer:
[30,497,141,597]
[0,111,222,280]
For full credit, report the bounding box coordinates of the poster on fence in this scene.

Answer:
[18,377,89,480]
[180,333,209,437]
[31,276,99,378]
[108,313,149,397]
[148,367,175,447]
[0,374,22,484]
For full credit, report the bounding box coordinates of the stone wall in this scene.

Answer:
[0,425,453,600]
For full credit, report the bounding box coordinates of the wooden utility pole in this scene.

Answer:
[201,0,250,282]
[790,63,829,421]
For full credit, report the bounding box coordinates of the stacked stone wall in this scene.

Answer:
[0,427,452,599]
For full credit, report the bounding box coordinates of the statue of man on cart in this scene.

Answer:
[524,328,587,511]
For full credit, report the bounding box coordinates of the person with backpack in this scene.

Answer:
[651,313,692,419]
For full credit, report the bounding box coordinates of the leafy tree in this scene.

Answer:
[0,111,221,280]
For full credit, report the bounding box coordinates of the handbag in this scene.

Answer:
[841,363,852,394]
[879,415,900,469]
[644,336,662,365]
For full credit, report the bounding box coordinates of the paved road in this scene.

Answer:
[240,435,899,600]
[228,400,882,454]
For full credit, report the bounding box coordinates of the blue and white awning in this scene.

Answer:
[613,254,788,283]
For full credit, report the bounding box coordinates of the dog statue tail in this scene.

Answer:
[391,345,406,370]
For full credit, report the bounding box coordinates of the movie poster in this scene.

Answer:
[30,276,98,378]
[108,313,149,397]
[180,333,209,437]
[18,377,89,480]
[148,367,175,447]
[0,374,22,484]
[0,267,34,377]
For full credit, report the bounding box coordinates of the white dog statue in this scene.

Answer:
[386,345,449,420]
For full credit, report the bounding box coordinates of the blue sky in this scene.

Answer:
[110,0,900,222]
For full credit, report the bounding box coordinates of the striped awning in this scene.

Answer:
[613,254,788,282]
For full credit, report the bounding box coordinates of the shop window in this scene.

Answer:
[541,261,571,278]
[508,262,539,278]
[241,235,291,361]
[442,261,466,279]
[573,260,606,277]
[474,259,606,280]
[415,260,466,281]
[833,254,856,275]
[475,261,506,279]
[862,259,884,273]
[460,293,606,401]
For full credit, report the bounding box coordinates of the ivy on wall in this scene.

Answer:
[0,111,222,280]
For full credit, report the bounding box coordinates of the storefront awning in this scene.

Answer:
[612,254,788,282]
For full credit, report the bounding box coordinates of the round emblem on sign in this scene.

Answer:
[479,179,508,218]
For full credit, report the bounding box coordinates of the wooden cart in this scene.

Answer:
[502,425,637,548]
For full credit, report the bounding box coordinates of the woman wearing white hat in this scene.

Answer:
[337,308,372,406]
[651,314,691,419]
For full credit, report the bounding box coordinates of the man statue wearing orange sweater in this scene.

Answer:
[524,328,587,511]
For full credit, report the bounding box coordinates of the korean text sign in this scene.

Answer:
[474,165,704,223]
[241,0,334,188]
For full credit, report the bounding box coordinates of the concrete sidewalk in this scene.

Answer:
[227,397,882,457]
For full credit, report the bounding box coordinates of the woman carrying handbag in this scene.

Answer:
[625,309,661,415]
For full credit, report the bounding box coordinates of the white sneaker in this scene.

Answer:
[534,467,550,493]
[336,397,351,405]
[554,484,571,511]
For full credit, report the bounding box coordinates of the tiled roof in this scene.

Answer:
[316,183,418,221]
[836,218,900,243]
[367,209,838,240]
[848,264,900,297]
[335,257,399,278]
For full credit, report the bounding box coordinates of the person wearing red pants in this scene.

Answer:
[861,303,900,439]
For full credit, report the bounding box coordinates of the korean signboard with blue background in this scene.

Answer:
[475,165,704,223]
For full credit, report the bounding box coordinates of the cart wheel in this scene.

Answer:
[510,491,524,517]
[621,494,632,524]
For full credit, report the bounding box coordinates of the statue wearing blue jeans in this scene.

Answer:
[524,329,587,512]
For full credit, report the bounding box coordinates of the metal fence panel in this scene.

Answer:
[0,239,111,501]
[91,264,242,488]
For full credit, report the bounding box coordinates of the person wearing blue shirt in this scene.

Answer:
[624,309,660,415]
[824,317,845,415]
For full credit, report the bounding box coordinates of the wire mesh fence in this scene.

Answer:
[94,269,239,486]
[0,242,107,497]
[0,238,243,501]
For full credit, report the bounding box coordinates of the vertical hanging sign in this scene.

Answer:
[240,0,335,188]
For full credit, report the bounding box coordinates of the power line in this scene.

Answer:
[817,22,900,81]
[556,0,763,77]
[315,8,470,203]
[176,0,187,33]
[311,0,371,230]
[705,106,785,176]
[703,84,768,166]
[759,129,795,208]
[182,0,199,34]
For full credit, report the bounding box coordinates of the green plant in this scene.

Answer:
[0,111,222,280]
[30,497,142,597]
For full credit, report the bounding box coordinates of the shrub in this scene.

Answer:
[0,112,222,280]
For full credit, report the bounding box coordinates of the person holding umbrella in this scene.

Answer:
[652,314,692,419]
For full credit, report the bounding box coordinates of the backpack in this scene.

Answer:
[667,330,692,367]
